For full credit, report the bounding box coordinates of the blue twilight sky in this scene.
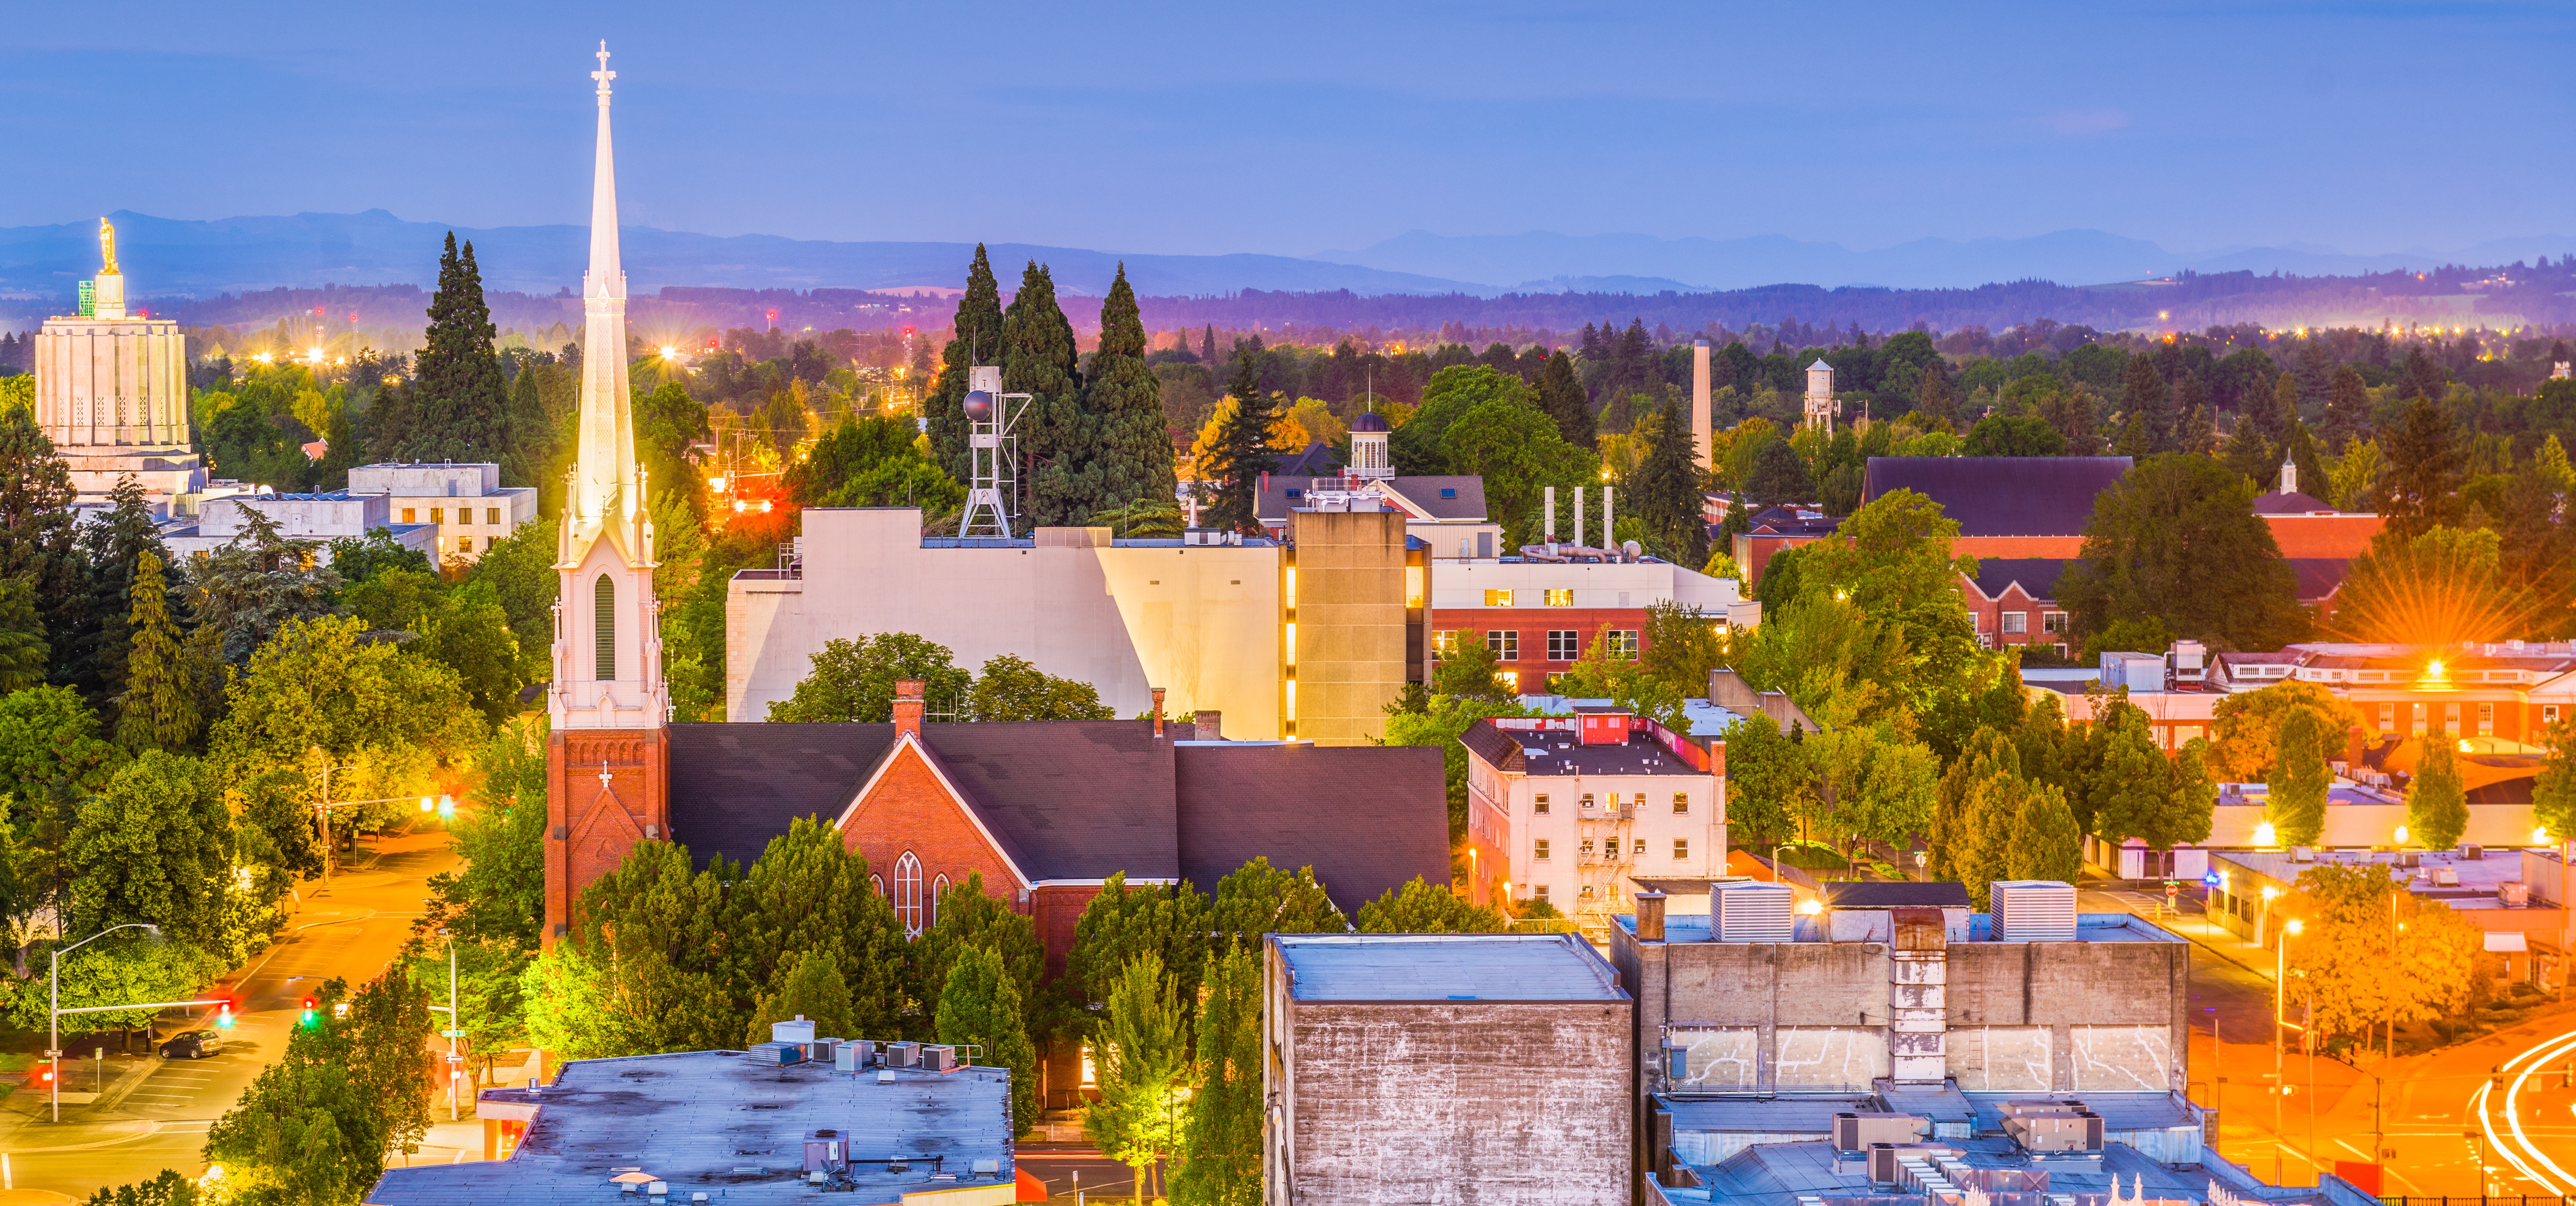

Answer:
[3,0,2569,261]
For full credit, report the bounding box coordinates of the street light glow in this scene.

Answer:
[2284,918,2302,936]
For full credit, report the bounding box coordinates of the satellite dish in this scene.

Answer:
[963,390,995,420]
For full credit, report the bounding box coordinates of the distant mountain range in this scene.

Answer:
[4,212,2571,311]
[1313,229,2576,292]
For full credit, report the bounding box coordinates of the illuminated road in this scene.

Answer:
[2477,1027,2576,1194]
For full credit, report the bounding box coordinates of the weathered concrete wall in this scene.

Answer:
[1279,1000,1631,1206]
[1947,1025,2052,1092]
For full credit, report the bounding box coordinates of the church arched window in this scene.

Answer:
[930,874,950,929]
[870,874,884,898]
[593,575,616,680]
[895,852,923,936]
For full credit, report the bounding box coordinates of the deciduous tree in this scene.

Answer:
[1085,952,1189,1206]
[1354,877,1504,932]
[1171,945,1261,1206]
[2269,707,2332,848]
[2057,454,2307,652]
[935,944,1039,1131]
[2409,728,2469,851]
[766,633,972,723]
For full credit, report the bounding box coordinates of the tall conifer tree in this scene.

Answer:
[1005,262,1087,528]
[1537,350,1592,447]
[1915,357,1960,433]
[116,550,199,753]
[2119,353,2172,453]
[404,234,510,462]
[498,361,556,493]
[927,246,1005,488]
[1203,341,1278,535]
[1633,396,1707,565]
[0,399,82,682]
[1079,265,1177,522]
[66,474,164,706]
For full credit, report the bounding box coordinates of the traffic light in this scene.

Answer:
[300,996,317,1028]
[215,1000,235,1029]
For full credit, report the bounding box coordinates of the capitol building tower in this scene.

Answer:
[33,219,209,514]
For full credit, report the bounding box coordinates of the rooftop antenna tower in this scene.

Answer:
[958,365,1032,537]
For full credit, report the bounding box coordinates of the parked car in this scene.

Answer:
[159,1030,223,1059]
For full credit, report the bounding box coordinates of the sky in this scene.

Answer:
[4,1,2571,261]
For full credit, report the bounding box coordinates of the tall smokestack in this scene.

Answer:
[1692,338,1712,472]
[1573,488,1585,549]
[1603,487,1614,552]
[1543,486,1556,543]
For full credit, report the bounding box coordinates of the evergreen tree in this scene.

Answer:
[1084,951,1189,1206]
[1201,343,1278,535]
[0,575,45,692]
[927,246,1006,487]
[1537,350,1592,446]
[2279,416,2325,501]
[2219,412,2275,487]
[2120,353,2172,452]
[2179,403,2215,457]
[1079,265,1178,522]
[0,400,82,682]
[65,475,163,707]
[2171,374,2212,452]
[2116,409,2151,458]
[2005,783,2083,885]
[115,551,199,753]
[1171,946,1262,1206]
[2270,706,2331,847]
[1915,357,1960,433]
[1006,262,1089,528]
[1632,396,1707,565]
[935,944,1039,1131]
[745,950,856,1047]
[1201,325,1215,366]
[2378,396,2465,537]
[403,234,510,462]
[2400,343,2446,401]
[2321,364,2371,451]
[2242,368,2286,445]
[497,362,555,492]
[2409,728,2469,849]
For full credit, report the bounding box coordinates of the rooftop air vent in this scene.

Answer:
[1988,881,2076,943]
[1713,882,1795,943]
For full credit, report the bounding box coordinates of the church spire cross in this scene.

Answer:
[592,41,615,98]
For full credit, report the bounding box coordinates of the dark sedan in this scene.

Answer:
[158,1030,223,1059]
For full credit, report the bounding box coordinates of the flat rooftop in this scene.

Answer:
[1272,932,1626,1002]
[1634,913,2183,944]
[365,1050,1013,1205]
[1665,1136,2321,1206]
[2217,845,2558,908]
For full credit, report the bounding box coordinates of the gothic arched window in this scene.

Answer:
[930,874,950,929]
[894,852,923,936]
[593,575,616,680]
[870,874,884,898]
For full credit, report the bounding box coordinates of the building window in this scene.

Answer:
[1080,1044,1098,1089]
[2411,701,2427,735]
[1533,884,1549,902]
[1547,630,1581,661]
[2379,702,2395,734]
[1606,630,1638,658]
[1544,589,1574,607]
[400,508,416,523]
[456,508,472,526]
[2478,701,2494,735]
[486,536,498,551]
[593,575,616,680]
[1674,838,1690,860]
[894,852,924,936]
[1580,884,1595,900]
[2002,611,2027,635]
[431,508,444,524]
[1487,630,1519,661]
[1673,793,1689,815]
[1484,589,1515,607]
[1533,794,1549,815]
[1533,839,1550,860]
[487,507,501,524]
[1478,532,1494,558]
[1579,838,1594,856]
[2043,612,2067,634]
[1581,793,1596,809]
[2548,705,2563,725]
[458,536,475,554]
[1633,838,1647,855]
[1544,671,1569,692]
[2445,702,2461,732]
[930,874,950,928]
[870,874,884,897]
[1431,631,1460,659]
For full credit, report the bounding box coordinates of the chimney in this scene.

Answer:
[1151,687,1166,738]
[1637,890,1667,942]
[1692,339,1712,472]
[1603,486,1615,552]
[1195,710,1222,741]
[892,679,926,739]
[1543,485,1555,543]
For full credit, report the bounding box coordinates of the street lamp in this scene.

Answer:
[2274,918,2303,1185]
[2393,824,2410,848]
[51,923,159,1123]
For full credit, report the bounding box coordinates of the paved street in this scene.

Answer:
[0,827,455,1201]
[2082,884,2576,1196]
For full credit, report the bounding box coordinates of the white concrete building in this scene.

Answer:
[1459,709,1726,936]
[346,462,540,563]
[164,490,437,560]
[730,507,1291,732]
[32,218,212,516]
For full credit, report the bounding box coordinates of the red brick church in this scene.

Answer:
[536,57,1449,1109]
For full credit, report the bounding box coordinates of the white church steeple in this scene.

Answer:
[551,41,667,731]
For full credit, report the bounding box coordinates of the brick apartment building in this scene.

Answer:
[1427,555,1745,693]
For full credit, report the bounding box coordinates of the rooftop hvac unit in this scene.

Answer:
[1713,882,1795,942]
[834,1041,867,1073]
[2460,844,2485,861]
[2002,1110,2103,1153]
[805,1040,837,1062]
[923,1045,959,1072]
[1832,1112,1925,1151]
[1988,881,2077,942]
[1865,1143,1955,1186]
[2398,851,2420,868]
[884,1041,921,1069]
[2430,867,2459,886]
[747,1041,804,1066]
[2292,846,2316,862]
[2501,881,2532,907]
[771,1018,817,1045]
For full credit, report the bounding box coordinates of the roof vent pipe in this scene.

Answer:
[1636,890,1666,942]
[1151,687,1165,739]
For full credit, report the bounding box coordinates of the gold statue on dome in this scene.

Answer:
[98,217,119,276]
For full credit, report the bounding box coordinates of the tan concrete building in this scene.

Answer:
[728,504,1420,741]
[34,219,210,515]
[346,462,540,563]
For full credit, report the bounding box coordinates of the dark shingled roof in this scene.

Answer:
[1966,558,2071,601]
[666,721,1190,881]
[1458,719,1528,773]
[1820,881,1972,908]
[667,722,1449,897]
[1274,441,1341,478]
[1256,475,1489,522]
[1862,457,2130,537]
[2252,490,2338,515]
[1175,744,1447,914]
[2286,558,2352,602]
